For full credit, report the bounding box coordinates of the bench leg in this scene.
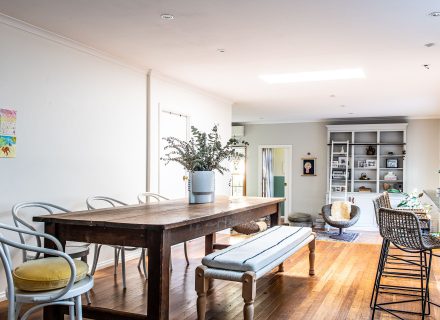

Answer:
[195,266,209,320]
[242,271,256,320]
[278,263,284,272]
[308,238,316,276]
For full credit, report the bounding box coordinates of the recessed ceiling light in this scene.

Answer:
[161,14,175,20]
[423,64,430,69]
[217,49,226,53]
[259,68,365,84]
[429,12,440,17]
[425,42,435,47]
[340,105,346,108]
[330,94,336,98]
[347,112,355,115]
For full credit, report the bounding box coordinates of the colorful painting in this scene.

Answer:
[0,108,17,158]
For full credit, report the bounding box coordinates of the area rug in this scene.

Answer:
[315,231,359,243]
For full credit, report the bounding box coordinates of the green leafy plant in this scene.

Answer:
[161,125,248,174]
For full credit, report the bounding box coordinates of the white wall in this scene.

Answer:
[406,119,440,192]
[244,119,440,218]
[148,72,232,196]
[0,20,147,294]
[244,122,328,215]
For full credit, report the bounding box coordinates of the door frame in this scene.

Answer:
[158,104,191,197]
[257,145,292,223]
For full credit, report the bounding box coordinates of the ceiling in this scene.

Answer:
[1,0,439,123]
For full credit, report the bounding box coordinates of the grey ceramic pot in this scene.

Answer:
[188,171,215,204]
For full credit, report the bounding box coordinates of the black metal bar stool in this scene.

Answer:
[371,208,440,319]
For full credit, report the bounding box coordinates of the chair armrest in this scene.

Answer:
[0,223,77,302]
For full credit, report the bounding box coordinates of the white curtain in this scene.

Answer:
[262,148,274,197]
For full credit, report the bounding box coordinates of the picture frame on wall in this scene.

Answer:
[302,158,316,176]
[386,158,398,168]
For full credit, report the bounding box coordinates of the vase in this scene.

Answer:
[188,171,215,204]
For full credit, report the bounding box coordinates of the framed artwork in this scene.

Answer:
[302,158,316,176]
[338,156,347,166]
[366,159,377,168]
[386,158,398,168]
[0,108,17,158]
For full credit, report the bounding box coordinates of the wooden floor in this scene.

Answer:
[1,233,440,319]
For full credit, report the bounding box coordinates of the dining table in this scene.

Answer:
[33,195,284,320]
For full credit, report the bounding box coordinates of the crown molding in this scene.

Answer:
[0,12,147,74]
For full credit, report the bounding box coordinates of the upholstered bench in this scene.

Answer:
[195,226,316,320]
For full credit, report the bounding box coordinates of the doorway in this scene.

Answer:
[258,145,292,223]
[158,110,190,199]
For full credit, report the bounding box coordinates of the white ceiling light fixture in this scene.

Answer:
[259,68,365,84]
[160,13,175,20]
[429,12,440,17]
[217,49,226,53]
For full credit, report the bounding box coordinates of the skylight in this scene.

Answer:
[259,68,366,84]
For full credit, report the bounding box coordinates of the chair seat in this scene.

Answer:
[14,275,94,303]
[202,226,312,272]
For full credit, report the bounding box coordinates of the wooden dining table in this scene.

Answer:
[33,195,284,320]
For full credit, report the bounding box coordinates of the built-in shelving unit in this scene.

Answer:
[326,123,408,230]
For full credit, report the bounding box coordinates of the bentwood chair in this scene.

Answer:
[0,222,93,320]
[12,202,90,263]
[136,193,190,278]
[371,208,440,319]
[86,196,137,289]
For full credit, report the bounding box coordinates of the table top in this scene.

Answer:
[33,196,284,230]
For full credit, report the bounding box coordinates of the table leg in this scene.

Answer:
[205,233,216,255]
[270,203,281,227]
[147,230,171,320]
[43,223,66,320]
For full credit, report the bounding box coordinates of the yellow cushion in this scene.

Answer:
[13,257,88,292]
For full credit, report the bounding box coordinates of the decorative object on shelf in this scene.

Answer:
[365,159,377,168]
[331,160,339,168]
[302,157,316,176]
[333,185,346,192]
[386,158,398,168]
[338,156,347,166]
[384,171,397,181]
[388,151,394,155]
[358,186,372,192]
[366,145,376,155]
[388,188,400,193]
[332,170,349,179]
[161,124,247,204]
[340,146,345,154]
[383,182,392,191]
[359,173,370,180]
[357,160,366,168]
[0,108,17,158]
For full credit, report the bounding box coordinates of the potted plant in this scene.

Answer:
[161,125,248,204]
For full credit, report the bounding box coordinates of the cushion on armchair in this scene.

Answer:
[330,201,351,221]
[13,257,88,292]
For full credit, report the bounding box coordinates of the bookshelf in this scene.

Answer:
[326,123,408,230]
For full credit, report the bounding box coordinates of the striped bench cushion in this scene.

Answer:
[202,226,312,272]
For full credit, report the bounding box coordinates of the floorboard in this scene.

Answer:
[1,233,439,319]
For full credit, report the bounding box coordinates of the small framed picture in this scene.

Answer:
[366,159,377,168]
[338,157,347,166]
[386,158,398,168]
[302,158,316,176]
[357,160,366,168]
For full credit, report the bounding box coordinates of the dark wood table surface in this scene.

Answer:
[33,196,284,320]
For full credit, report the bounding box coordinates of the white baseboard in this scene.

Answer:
[0,249,144,302]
